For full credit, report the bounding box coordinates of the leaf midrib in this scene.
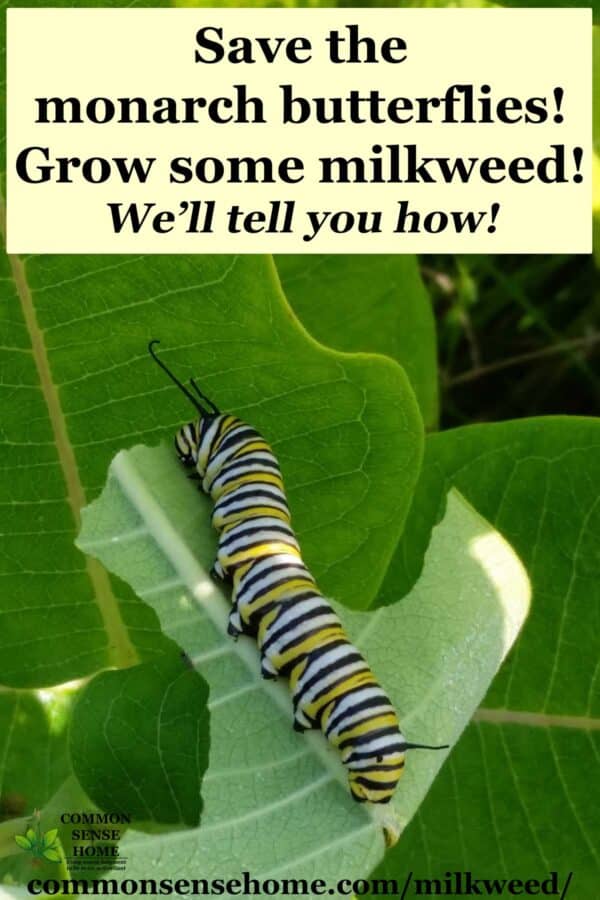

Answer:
[474,708,600,730]
[8,250,137,671]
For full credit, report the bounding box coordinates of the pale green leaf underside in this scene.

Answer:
[77,443,529,881]
[0,889,30,900]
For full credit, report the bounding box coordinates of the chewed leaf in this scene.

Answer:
[76,442,529,882]
[13,837,31,851]
[277,255,439,429]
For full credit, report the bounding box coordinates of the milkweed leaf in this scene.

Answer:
[76,442,528,883]
[276,255,439,429]
[371,417,600,894]
[69,653,210,827]
[0,253,422,689]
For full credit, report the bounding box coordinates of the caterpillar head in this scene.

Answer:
[174,421,201,467]
[345,737,449,805]
[347,751,406,805]
[149,341,220,471]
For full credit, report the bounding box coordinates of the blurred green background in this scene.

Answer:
[417,253,598,425]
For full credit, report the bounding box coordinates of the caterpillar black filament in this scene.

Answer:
[149,341,447,839]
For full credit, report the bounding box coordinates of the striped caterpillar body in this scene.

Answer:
[150,342,447,837]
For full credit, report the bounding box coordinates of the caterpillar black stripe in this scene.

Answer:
[149,341,447,838]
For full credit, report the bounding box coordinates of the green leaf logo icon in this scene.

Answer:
[14,835,32,851]
[14,820,61,863]
[42,829,58,847]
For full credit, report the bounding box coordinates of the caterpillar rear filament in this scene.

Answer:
[149,340,447,845]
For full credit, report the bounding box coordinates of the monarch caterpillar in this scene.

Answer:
[149,341,447,844]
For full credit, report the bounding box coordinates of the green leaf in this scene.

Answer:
[11,838,30,852]
[40,830,58,849]
[40,849,60,863]
[371,417,600,890]
[0,689,71,829]
[593,25,600,264]
[0,690,72,884]
[276,255,438,429]
[69,652,210,827]
[371,719,599,898]
[0,253,422,688]
[76,441,528,881]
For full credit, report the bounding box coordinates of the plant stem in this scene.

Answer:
[445,333,600,387]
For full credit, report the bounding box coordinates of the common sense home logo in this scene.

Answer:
[14,810,61,863]
[14,810,130,871]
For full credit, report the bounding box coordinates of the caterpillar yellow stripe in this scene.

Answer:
[149,341,448,847]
